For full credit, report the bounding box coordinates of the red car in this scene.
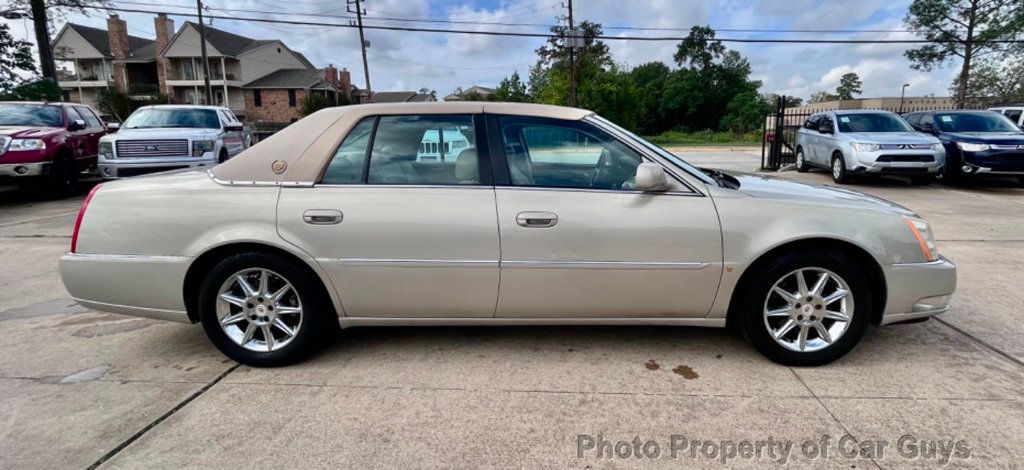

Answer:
[0,101,107,196]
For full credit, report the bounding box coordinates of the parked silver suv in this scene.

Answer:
[795,110,945,184]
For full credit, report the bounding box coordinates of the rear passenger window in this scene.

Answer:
[321,117,374,184]
[367,115,480,185]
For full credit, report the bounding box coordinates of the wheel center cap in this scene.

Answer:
[801,304,814,315]
[254,305,267,316]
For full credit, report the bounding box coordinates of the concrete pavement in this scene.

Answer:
[1,153,1022,468]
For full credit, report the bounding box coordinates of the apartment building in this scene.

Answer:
[53,14,352,123]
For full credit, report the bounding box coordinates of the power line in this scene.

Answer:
[59,3,1024,45]
[108,0,931,35]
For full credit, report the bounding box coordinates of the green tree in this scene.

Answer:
[904,0,1024,108]
[950,54,1024,106]
[95,88,169,122]
[300,91,346,117]
[673,25,726,72]
[492,71,529,102]
[835,72,863,100]
[721,90,771,134]
[630,61,671,134]
[1,78,61,101]
[809,90,839,103]
[0,23,37,96]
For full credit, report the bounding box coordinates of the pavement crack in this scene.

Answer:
[934,317,1024,369]
[85,363,241,470]
[788,368,883,470]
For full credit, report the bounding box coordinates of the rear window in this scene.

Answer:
[122,108,221,129]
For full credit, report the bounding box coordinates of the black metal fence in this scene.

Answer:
[760,97,990,170]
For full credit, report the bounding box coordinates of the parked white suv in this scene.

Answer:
[989,105,1024,128]
[98,105,249,179]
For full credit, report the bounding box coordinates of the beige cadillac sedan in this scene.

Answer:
[60,103,956,367]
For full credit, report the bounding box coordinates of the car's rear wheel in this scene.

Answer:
[738,250,872,366]
[830,154,850,184]
[794,148,809,173]
[198,252,332,366]
[48,155,79,198]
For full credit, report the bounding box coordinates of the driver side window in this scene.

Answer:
[498,116,642,190]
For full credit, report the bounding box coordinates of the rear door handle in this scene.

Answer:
[516,211,558,228]
[302,209,343,225]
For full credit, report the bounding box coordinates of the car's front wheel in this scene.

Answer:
[738,250,872,366]
[795,148,809,173]
[198,252,332,366]
[831,154,850,184]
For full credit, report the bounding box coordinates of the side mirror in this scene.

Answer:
[224,124,243,132]
[634,162,669,192]
[106,122,120,133]
[817,123,833,134]
[68,119,86,131]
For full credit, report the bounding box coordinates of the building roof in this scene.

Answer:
[243,68,330,89]
[372,91,434,103]
[62,23,154,59]
[176,23,315,68]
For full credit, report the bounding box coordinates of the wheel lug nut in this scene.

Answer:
[795,303,801,308]
[247,303,254,309]
[807,297,813,302]
[815,304,822,310]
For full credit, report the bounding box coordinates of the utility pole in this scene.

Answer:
[196,0,214,105]
[566,0,576,107]
[29,0,57,81]
[899,83,909,114]
[348,0,372,100]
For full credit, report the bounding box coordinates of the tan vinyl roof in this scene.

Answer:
[211,102,593,184]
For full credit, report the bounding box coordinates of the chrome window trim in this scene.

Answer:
[494,185,703,197]
[208,171,313,187]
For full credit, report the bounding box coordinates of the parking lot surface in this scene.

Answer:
[1,150,1022,468]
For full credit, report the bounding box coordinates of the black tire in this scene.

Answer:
[830,153,850,184]
[1016,176,1024,187]
[910,175,936,186]
[737,249,872,366]
[795,147,809,173]
[198,252,334,367]
[218,149,229,163]
[47,155,79,198]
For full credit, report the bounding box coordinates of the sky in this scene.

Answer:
[1,0,962,101]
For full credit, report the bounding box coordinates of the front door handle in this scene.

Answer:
[516,211,558,228]
[302,209,343,225]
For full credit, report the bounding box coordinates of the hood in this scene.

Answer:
[942,131,1024,145]
[841,131,938,144]
[729,172,915,216]
[110,127,221,140]
[0,126,62,138]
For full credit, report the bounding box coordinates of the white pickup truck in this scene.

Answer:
[98,105,250,179]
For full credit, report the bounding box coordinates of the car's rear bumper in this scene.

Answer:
[99,157,217,179]
[59,253,193,322]
[880,256,957,325]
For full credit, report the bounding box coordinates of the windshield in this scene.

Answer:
[586,115,717,186]
[123,108,220,129]
[836,113,913,133]
[935,112,1021,133]
[0,104,63,127]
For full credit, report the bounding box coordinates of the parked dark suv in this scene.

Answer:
[903,110,1024,184]
[0,101,107,196]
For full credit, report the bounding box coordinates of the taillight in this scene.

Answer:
[71,184,102,253]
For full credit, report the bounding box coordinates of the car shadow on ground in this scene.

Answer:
[0,178,101,208]
[792,169,1023,191]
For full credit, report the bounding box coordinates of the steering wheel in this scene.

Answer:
[591,148,614,189]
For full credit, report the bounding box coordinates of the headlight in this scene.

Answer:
[956,142,989,152]
[930,143,944,151]
[903,216,938,262]
[192,140,215,157]
[850,142,880,152]
[8,139,46,151]
[98,141,113,159]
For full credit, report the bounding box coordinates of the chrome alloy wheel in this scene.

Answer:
[763,267,854,353]
[216,268,303,352]
[832,158,843,180]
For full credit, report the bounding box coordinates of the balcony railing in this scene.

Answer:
[128,84,160,95]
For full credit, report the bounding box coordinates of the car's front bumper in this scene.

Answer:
[851,149,945,175]
[960,148,1024,176]
[880,256,957,325]
[59,253,193,322]
[0,161,50,178]
[99,156,217,179]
